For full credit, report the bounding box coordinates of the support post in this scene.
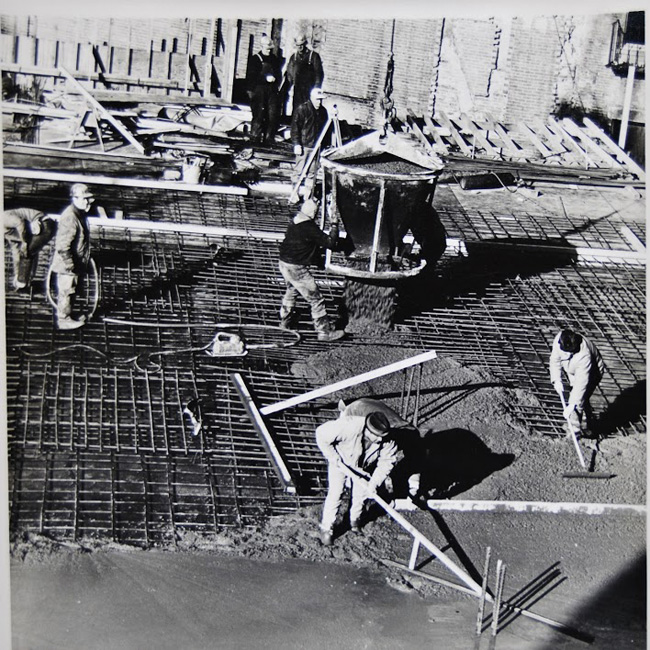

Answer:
[618,63,636,150]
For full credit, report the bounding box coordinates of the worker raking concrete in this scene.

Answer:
[316,397,424,546]
[550,328,605,438]
[278,197,344,342]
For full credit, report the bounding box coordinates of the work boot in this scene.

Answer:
[57,316,85,330]
[314,316,344,342]
[349,520,362,534]
[319,528,333,547]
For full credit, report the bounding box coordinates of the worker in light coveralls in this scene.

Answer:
[49,183,95,330]
[317,399,418,547]
[3,208,57,292]
[278,197,344,342]
[550,329,605,436]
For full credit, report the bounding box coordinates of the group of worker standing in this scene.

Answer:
[246,32,328,201]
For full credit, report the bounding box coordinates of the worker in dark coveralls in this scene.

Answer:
[550,328,605,436]
[282,32,324,116]
[316,397,422,546]
[3,208,56,292]
[49,183,94,330]
[278,197,344,342]
[246,33,282,145]
[290,87,329,201]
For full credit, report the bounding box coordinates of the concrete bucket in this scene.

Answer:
[321,130,446,280]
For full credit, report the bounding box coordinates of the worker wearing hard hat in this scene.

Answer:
[3,207,57,292]
[278,197,344,342]
[290,87,329,201]
[550,329,605,436]
[316,407,400,546]
[49,183,95,330]
[282,32,324,116]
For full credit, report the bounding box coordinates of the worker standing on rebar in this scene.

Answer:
[3,208,57,292]
[290,87,329,202]
[316,409,399,546]
[278,197,344,342]
[550,328,605,437]
[49,183,95,330]
[282,32,324,117]
[246,33,282,145]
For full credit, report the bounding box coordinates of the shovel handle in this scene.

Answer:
[559,392,587,469]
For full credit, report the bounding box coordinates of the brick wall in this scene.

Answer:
[1,14,645,132]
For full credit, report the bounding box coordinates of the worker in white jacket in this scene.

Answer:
[316,408,399,546]
[549,329,605,434]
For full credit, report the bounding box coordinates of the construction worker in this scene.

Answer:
[282,32,324,116]
[49,183,95,330]
[338,397,423,498]
[278,197,344,342]
[290,87,329,202]
[316,408,399,546]
[550,328,605,436]
[246,33,282,145]
[3,208,57,292]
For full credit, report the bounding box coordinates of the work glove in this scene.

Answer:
[553,381,564,396]
[293,144,303,156]
[563,404,576,420]
[265,74,276,83]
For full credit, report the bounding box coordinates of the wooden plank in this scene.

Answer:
[4,167,249,196]
[457,113,500,157]
[546,118,598,168]
[436,110,473,156]
[483,113,526,159]
[59,65,145,153]
[531,119,568,155]
[260,350,438,415]
[420,113,449,154]
[231,373,297,494]
[405,109,439,154]
[516,122,557,160]
[582,117,646,180]
[561,118,622,168]
[394,499,646,515]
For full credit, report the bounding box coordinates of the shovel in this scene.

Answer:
[559,393,586,469]
[559,393,615,480]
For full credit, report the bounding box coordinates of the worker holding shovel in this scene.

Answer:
[316,409,399,546]
[549,329,605,438]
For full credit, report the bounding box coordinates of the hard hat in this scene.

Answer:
[365,412,390,437]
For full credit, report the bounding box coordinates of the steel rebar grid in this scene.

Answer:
[4,178,646,544]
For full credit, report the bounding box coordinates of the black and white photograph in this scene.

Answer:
[1,2,646,648]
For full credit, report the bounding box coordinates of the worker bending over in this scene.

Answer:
[3,208,56,292]
[550,328,605,436]
[316,398,423,546]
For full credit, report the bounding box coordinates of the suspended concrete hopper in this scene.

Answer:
[321,130,446,280]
